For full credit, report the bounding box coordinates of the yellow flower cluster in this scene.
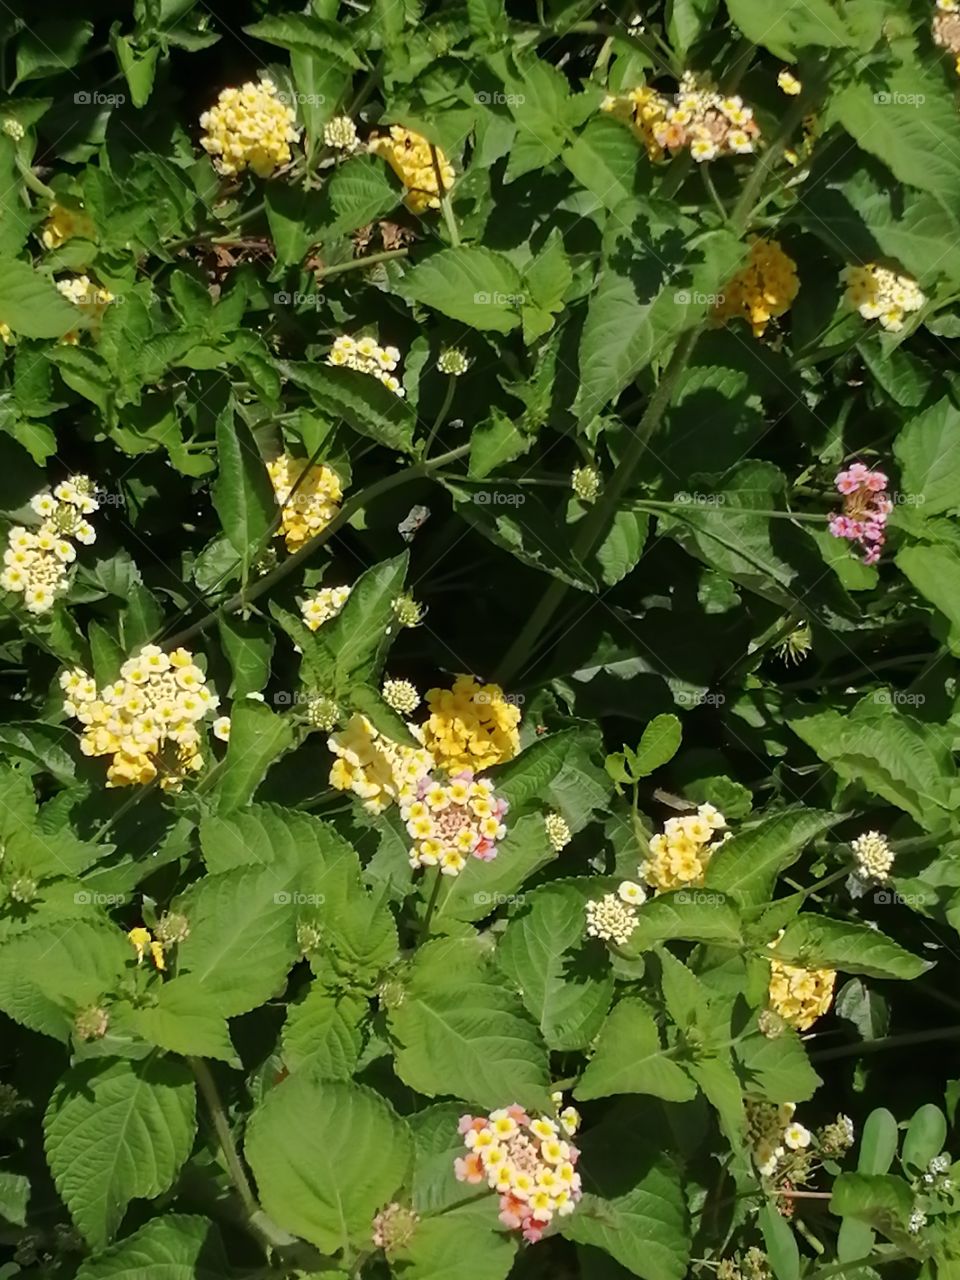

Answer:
[455,1104,582,1243]
[300,585,351,631]
[767,937,836,1031]
[327,334,404,397]
[0,323,12,346]
[602,73,760,162]
[777,69,802,96]
[56,275,114,344]
[327,713,433,814]
[62,645,221,790]
[714,239,800,337]
[266,454,343,553]
[403,769,509,877]
[1,476,98,614]
[127,926,165,971]
[639,804,726,893]
[199,78,300,178]
[423,675,521,772]
[42,203,95,250]
[368,125,455,213]
[841,263,925,332]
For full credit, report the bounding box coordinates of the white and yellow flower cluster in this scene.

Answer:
[327,334,405,398]
[455,1102,582,1244]
[382,678,420,715]
[602,73,760,162]
[767,934,836,1031]
[300,584,351,632]
[199,78,300,177]
[327,713,433,814]
[56,275,115,344]
[2,476,98,614]
[585,885,645,946]
[850,830,894,884]
[266,454,343,553]
[368,125,455,213]
[402,768,509,877]
[747,1100,810,1177]
[639,803,726,894]
[61,644,221,790]
[323,115,360,153]
[841,263,925,332]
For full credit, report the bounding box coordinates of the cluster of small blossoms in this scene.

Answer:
[828,464,892,566]
[455,1102,582,1243]
[841,263,925,332]
[819,1114,856,1158]
[300,585,351,632]
[327,334,404,397]
[586,877,647,945]
[382,678,420,715]
[0,323,12,347]
[62,645,220,790]
[42,204,95,250]
[403,769,508,876]
[392,593,424,629]
[747,1101,811,1177]
[600,86,670,159]
[714,239,800,337]
[2,477,98,614]
[437,348,470,376]
[776,622,812,665]
[368,126,455,213]
[934,0,960,73]
[778,69,802,95]
[2,118,23,141]
[544,811,571,851]
[848,830,894,897]
[323,115,360,153]
[767,935,836,1031]
[718,1249,772,1280]
[266,455,343,553]
[603,74,760,162]
[199,79,299,177]
[56,275,114,343]
[572,466,601,504]
[423,674,521,772]
[127,926,166,971]
[639,804,727,894]
[371,1203,419,1253]
[327,713,433,814]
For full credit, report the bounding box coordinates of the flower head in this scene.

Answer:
[404,768,509,875]
[300,585,351,631]
[842,263,924,332]
[2,477,99,615]
[438,347,470,376]
[585,892,638,946]
[328,334,405,397]
[767,935,836,1031]
[639,804,727,894]
[850,830,894,884]
[778,69,802,95]
[267,455,343,553]
[368,125,454,213]
[714,239,799,338]
[544,811,571,851]
[324,115,360,152]
[382,678,420,715]
[423,674,520,771]
[572,466,601,504]
[829,464,890,564]
[327,713,433,814]
[200,78,300,177]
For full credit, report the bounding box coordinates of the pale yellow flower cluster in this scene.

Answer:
[545,812,571,851]
[327,334,404,397]
[602,73,760,162]
[1,476,98,614]
[368,125,455,213]
[42,203,95,250]
[777,69,802,96]
[423,674,521,772]
[62,644,221,790]
[199,78,300,177]
[266,454,343,553]
[851,830,894,883]
[56,275,114,344]
[841,263,925,332]
[324,115,360,153]
[382,678,420,715]
[639,804,726,894]
[327,713,433,814]
[714,239,800,337]
[300,585,351,632]
[585,890,642,946]
[767,936,836,1031]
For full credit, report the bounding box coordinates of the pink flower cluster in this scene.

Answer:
[828,464,892,566]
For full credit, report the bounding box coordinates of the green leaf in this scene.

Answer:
[388,937,552,1111]
[281,361,416,452]
[894,397,960,515]
[725,0,852,58]
[774,915,928,980]
[111,31,160,108]
[897,544,960,655]
[218,614,274,698]
[469,411,533,478]
[243,14,365,67]
[759,1203,800,1280]
[281,988,366,1078]
[214,701,295,815]
[74,1215,227,1280]
[668,0,720,56]
[0,1171,29,1227]
[734,1022,822,1103]
[576,998,696,1102]
[212,407,275,578]
[124,976,238,1064]
[633,714,682,776]
[563,117,650,211]
[44,1058,196,1249]
[245,1076,411,1253]
[15,19,94,82]
[829,1173,913,1228]
[0,261,86,340]
[498,880,615,1051]
[858,1107,899,1175]
[705,809,839,907]
[902,1104,947,1173]
[397,248,525,334]
[392,1211,516,1280]
[621,890,743,953]
[316,552,409,695]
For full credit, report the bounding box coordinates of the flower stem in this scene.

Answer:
[424,376,457,456]
[316,248,409,279]
[419,865,444,944]
[189,1057,259,1220]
